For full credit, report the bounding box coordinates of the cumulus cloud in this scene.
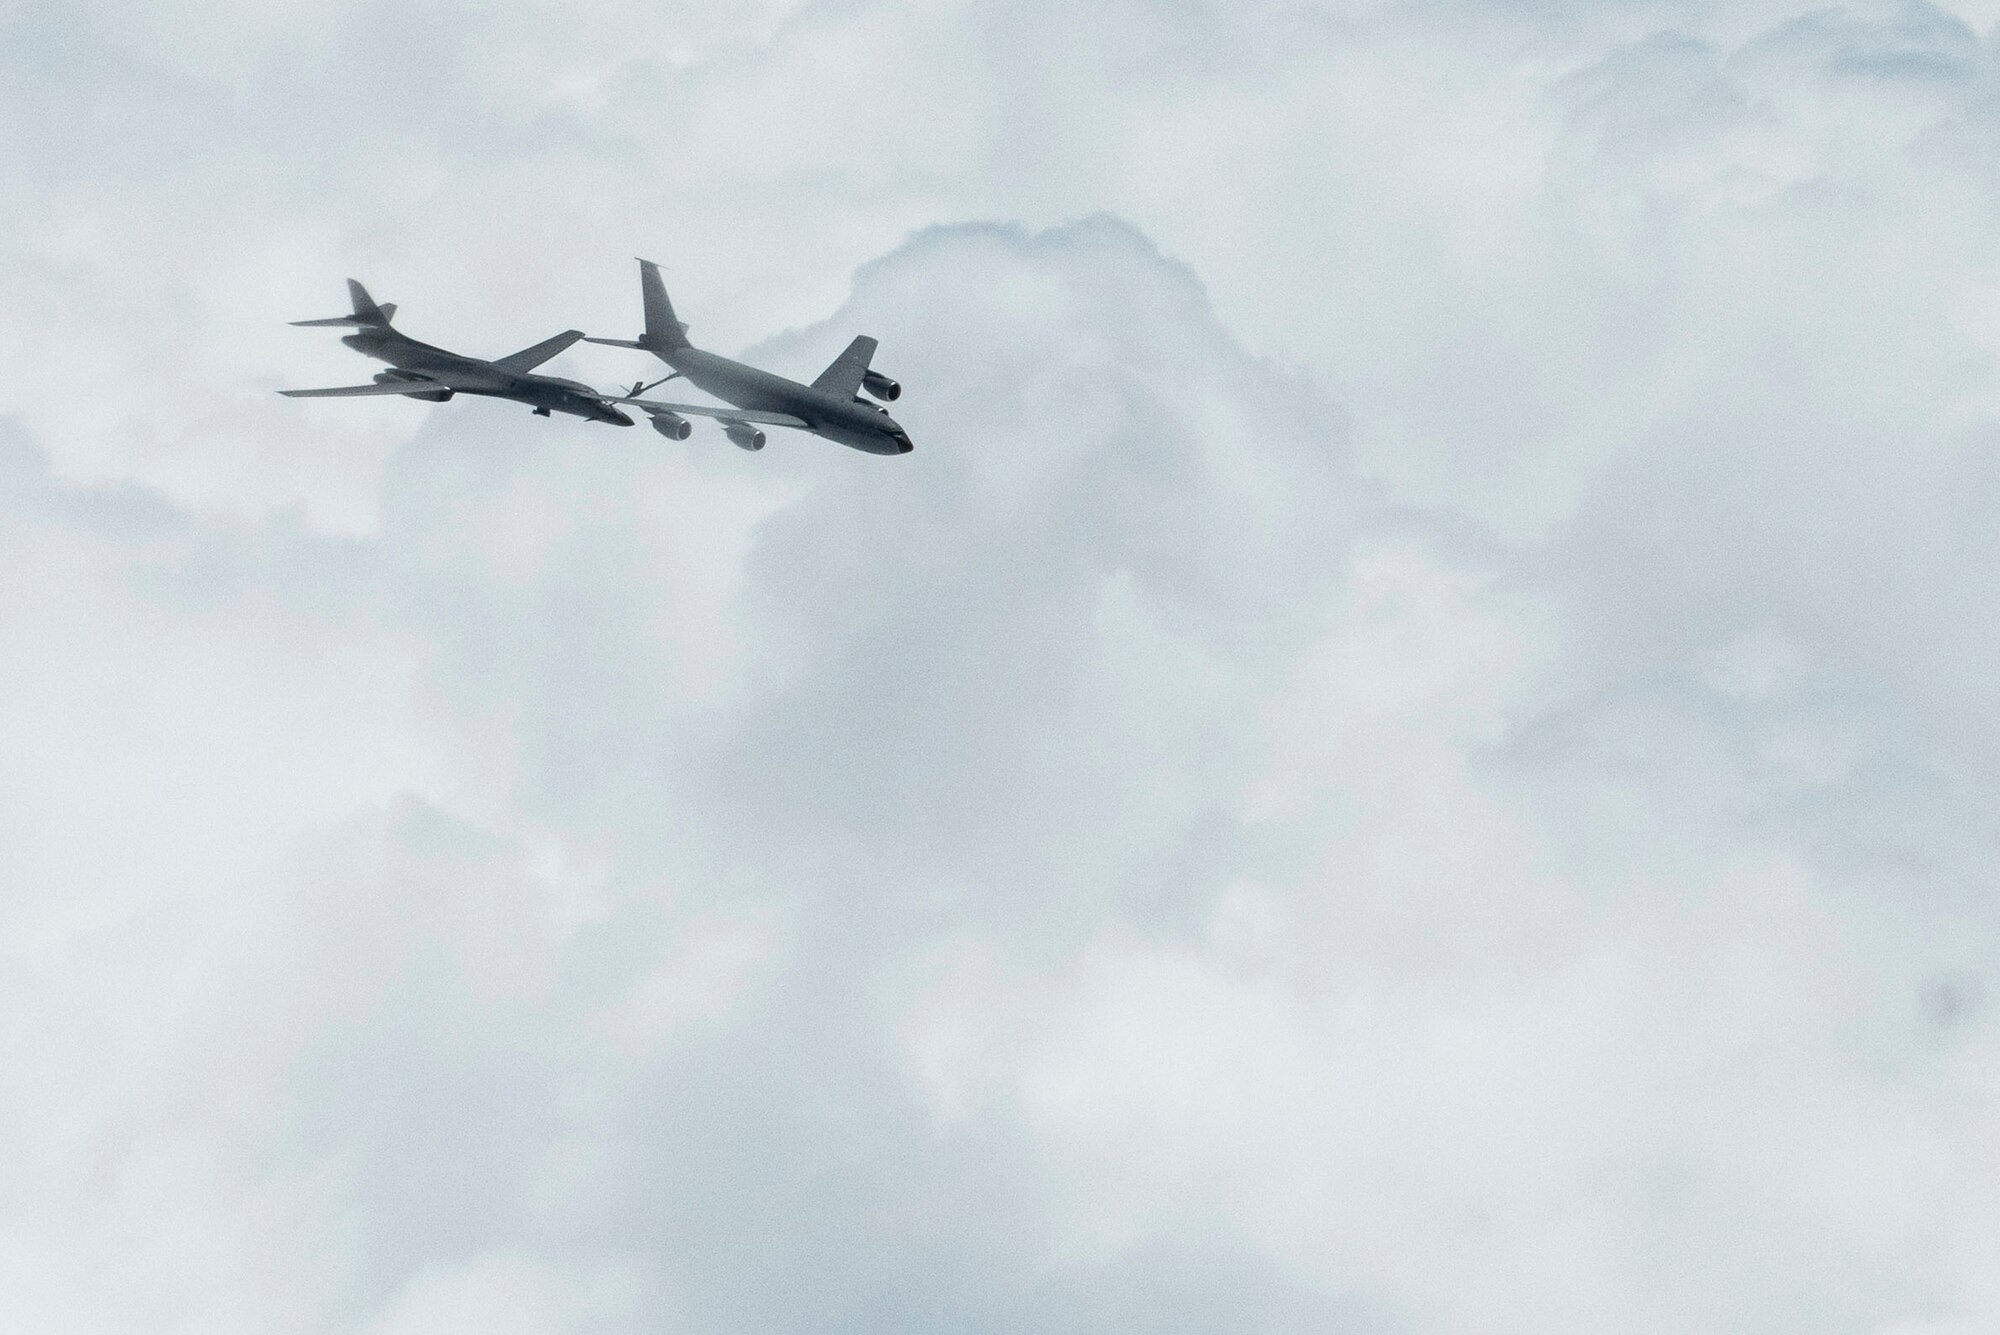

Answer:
[4,3,2000,1334]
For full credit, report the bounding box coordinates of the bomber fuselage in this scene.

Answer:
[343,327,632,425]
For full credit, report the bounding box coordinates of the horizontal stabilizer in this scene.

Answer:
[279,379,447,398]
[614,397,807,429]
[492,329,585,375]
[582,336,648,349]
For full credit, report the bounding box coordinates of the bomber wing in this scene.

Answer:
[616,398,809,429]
[808,336,878,400]
[279,379,450,398]
[491,329,586,375]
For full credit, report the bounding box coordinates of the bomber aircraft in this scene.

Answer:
[586,260,913,455]
[280,280,634,426]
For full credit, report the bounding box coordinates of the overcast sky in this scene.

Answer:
[4,2,2000,1332]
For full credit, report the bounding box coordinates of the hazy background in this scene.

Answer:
[4,2,1999,1331]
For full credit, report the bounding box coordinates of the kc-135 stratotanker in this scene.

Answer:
[587,259,911,456]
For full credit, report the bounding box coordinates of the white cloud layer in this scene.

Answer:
[5,2,2000,1332]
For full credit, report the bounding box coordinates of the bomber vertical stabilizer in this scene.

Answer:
[291,279,398,328]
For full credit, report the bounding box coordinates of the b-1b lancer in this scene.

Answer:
[280,281,634,426]
[587,260,913,455]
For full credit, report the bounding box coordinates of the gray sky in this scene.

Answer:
[3,2,1999,1332]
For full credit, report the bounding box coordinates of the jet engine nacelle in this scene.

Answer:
[861,370,901,402]
[724,422,766,451]
[648,411,692,440]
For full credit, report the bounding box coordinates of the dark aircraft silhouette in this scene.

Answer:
[585,260,912,454]
[280,281,634,426]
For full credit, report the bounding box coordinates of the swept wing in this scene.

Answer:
[279,379,450,398]
[808,335,878,399]
[491,329,586,374]
[616,397,808,429]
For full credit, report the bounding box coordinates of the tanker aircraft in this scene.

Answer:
[585,259,912,454]
[279,280,634,426]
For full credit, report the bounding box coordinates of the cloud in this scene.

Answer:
[6,3,2000,1334]
[0,214,1364,1332]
